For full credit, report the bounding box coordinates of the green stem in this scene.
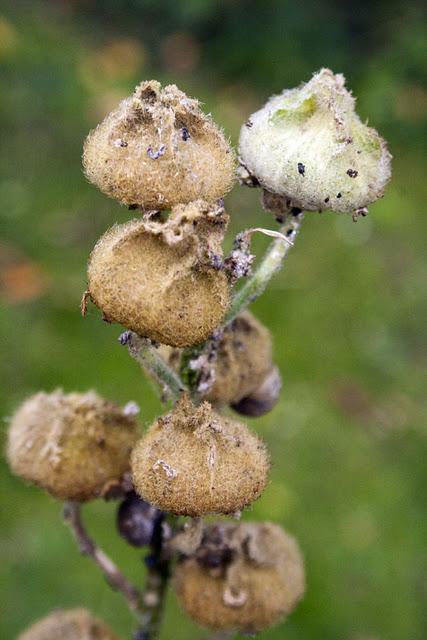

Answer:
[121,331,187,402]
[225,211,304,324]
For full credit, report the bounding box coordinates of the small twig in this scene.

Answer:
[134,517,174,640]
[63,502,142,614]
[225,211,304,323]
[119,331,187,402]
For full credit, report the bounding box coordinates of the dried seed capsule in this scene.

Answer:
[131,395,269,516]
[18,608,118,640]
[6,390,138,502]
[87,201,230,348]
[207,311,274,405]
[160,311,279,412]
[83,80,235,209]
[174,522,305,633]
[239,68,392,217]
[231,365,282,417]
[117,491,162,547]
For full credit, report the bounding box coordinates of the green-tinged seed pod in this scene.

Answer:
[174,521,305,633]
[239,68,392,216]
[7,390,139,502]
[87,201,230,348]
[18,608,118,640]
[131,395,269,516]
[83,80,235,209]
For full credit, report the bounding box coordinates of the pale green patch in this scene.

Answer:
[352,122,382,157]
[270,94,317,125]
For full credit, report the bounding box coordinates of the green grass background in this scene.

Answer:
[1,1,426,638]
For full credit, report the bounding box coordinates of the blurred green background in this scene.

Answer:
[1,1,426,638]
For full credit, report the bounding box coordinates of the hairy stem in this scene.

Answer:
[63,502,142,615]
[225,211,304,323]
[119,331,187,402]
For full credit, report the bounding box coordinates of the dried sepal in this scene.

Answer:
[87,202,230,348]
[131,395,269,516]
[6,390,139,502]
[83,80,235,209]
[174,521,305,632]
[18,608,118,640]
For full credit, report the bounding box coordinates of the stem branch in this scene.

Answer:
[225,211,304,323]
[120,331,186,402]
[63,502,142,614]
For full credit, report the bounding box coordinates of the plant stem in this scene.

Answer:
[134,516,174,640]
[224,211,304,324]
[119,331,187,402]
[63,502,142,615]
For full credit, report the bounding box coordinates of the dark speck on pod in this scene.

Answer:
[346,168,358,178]
[297,162,305,176]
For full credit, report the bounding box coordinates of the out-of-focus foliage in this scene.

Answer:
[0,1,426,639]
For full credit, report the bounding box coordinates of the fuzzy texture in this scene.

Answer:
[131,395,269,516]
[7,390,139,502]
[174,521,305,632]
[83,80,235,209]
[239,68,392,215]
[87,201,230,348]
[202,311,273,404]
[160,311,274,406]
[18,608,118,640]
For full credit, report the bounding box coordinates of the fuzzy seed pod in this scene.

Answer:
[160,311,279,411]
[239,68,392,216]
[174,521,305,633]
[131,395,269,516]
[7,390,139,502]
[87,200,230,348]
[232,365,282,417]
[202,311,274,405]
[83,80,235,209]
[18,608,118,640]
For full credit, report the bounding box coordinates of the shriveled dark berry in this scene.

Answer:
[117,491,162,547]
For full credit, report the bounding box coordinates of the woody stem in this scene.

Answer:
[63,502,143,615]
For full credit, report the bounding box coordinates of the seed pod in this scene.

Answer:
[239,68,392,217]
[174,521,305,633]
[83,80,235,209]
[160,311,279,412]
[207,311,274,405]
[18,608,118,640]
[117,491,162,547]
[6,390,138,502]
[231,365,282,417]
[131,395,269,516]
[87,201,230,348]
